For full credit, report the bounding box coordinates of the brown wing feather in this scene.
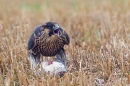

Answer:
[61,30,70,45]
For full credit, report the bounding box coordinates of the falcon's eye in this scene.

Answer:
[48,25,55,29]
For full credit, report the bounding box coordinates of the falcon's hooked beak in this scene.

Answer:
[53,24,61,37]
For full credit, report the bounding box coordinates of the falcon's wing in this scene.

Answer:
[55,48,67,66]
[28,26,42,50]
[63,31,70,45]
[60,28,70,45]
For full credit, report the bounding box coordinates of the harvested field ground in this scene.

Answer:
[0,0,130,86]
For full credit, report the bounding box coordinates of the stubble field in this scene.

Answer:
[0,0,130,86]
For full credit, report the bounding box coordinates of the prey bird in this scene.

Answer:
[41,54,67,77]
[28,22,70,70]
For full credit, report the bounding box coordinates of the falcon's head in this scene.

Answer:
[42,22,62,37]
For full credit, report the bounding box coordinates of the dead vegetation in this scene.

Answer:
[0,0,130,86]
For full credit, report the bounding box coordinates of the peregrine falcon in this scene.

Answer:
[28,22,70,70]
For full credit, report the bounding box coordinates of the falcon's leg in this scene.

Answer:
[29,53,40,70]
[55,48,67,67]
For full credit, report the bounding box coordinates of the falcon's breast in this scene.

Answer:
[40,35,65,56]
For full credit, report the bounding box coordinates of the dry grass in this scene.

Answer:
[0,0,130,86]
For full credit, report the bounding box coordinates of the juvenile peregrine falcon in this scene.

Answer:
[28,22,70,70]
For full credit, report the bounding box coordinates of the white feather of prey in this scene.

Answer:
[41,60,66,76]
[41,54,67,76]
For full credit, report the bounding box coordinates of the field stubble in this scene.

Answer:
[0,0,130,86]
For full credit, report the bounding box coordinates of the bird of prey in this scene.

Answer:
[28,22,70,70]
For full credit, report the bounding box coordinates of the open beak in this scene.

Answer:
[53,28,60,37]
